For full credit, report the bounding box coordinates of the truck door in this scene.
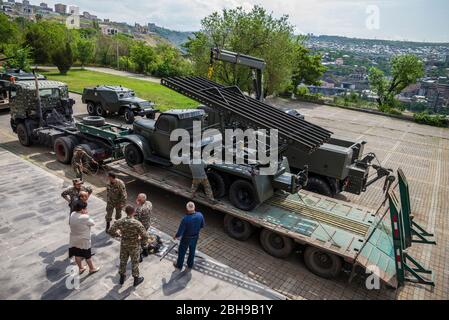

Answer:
[152,115,177,159]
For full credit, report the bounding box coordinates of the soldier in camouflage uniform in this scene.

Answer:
[61,179,93,214]
[105,172,127,231]
[71,146,98,180]
[107,205,148,287]
[135,193,153,257]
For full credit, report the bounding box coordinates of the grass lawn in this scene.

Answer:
[41,69,197,111]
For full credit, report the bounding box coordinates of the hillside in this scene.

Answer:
[148,23,193,48]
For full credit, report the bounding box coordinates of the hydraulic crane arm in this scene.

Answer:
[209,48,267,101]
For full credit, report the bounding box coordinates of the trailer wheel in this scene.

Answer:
[124,143,144,167]
[82,116,105,127]
[260,229,294,259]
[223,214,254,241]
[17,123,31,146]
[305,177,333,197]
[207,171,227,198]
[86,102,96,116]
[304,246,342,279]
[229,179,259,211]
[54,136,77,164]
[124,108,135,124]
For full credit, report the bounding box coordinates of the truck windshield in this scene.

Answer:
[39,88,60,99]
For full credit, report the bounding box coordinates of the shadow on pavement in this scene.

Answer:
[162,270,192,296]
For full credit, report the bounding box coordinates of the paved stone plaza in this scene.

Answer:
[0,148,284,300]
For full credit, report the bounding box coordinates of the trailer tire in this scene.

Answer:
[124,143,144,167]
[305,177,333,197]
[17,123,31,146]
[207,171,226,198]
[86,102,96,116]
[229,179,259,211]
[223,214,254,241]
[82,116,105,127]
[54,136,77,164]
[304,246,342,279]
[124,108,135,124]
[260,229,294,259]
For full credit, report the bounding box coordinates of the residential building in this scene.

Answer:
[68,5,79,16]
[100,24,118,35]
[54,3,66,14]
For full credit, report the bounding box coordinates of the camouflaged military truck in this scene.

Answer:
[9,80,75,146]
[81,85,157,124]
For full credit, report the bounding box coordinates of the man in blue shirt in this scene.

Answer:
[173,201,205,271]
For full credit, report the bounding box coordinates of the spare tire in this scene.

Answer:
[229,179,259,211]
[223,214,254,241]
[54,136,77,164]
[82,116,105,127]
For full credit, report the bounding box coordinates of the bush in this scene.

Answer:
[387,108,403,116]
[413,112,447,127]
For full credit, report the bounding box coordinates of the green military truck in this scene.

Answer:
[81,85,157,124]
[121,108,309,211]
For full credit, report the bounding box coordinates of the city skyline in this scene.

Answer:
[33,0,449,43]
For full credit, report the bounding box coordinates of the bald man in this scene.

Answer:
[135,193,152,257]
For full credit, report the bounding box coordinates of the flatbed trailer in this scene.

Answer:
[106,160,436,289]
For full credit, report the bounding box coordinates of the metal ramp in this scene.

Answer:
[161,76,332,154]
[354,169,436,288]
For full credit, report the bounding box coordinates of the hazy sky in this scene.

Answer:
[42,0,449,42]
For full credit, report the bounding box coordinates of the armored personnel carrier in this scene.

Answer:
[81,85,157,124]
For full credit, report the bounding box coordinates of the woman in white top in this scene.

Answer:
[69,201,100,275]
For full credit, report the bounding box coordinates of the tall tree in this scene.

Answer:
[0,13,19,47]
[129,41,156,73]
[76,38,95,68]
[291,37,326,88]
[369,54,424,111]
[185,6,301,96]
[52,42,73,75]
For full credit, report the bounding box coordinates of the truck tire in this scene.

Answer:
[54,136,77,164]
[229,179,259,211]
[82,116,105,127]
[16,123,31,146]
[260,229,294,259]
[303,246,342,279]
[223,214,254,241]
[207,171,226,198]
[124,143,144,167]
[305,177,333,197]
[124,108,135,124]
[86,102,96,116]
[95,104,106,117]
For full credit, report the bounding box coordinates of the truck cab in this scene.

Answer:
[9,80,75,146]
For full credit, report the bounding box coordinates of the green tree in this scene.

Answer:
[129,41,156,73]
[369,54,424,111]
[184,6,299,96]
[76,38,95,68]
[52,42,73,74]
[153,43,192,77]
[0,13,19,47]
[291,38,326,88]
[3,45,32,71]
[25,20,68,64]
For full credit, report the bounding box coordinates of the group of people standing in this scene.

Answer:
[60,172,205,288]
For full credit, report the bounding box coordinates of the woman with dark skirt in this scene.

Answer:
[69,200,100,275]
